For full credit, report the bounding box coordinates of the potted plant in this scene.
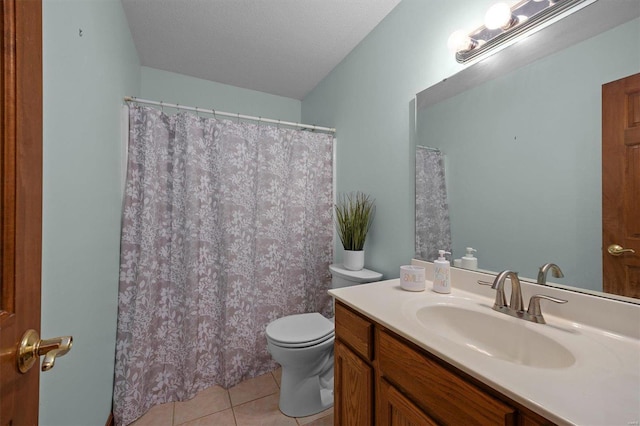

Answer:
[335,191,375,271]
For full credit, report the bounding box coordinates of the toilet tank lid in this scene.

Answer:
[329,264,383,283]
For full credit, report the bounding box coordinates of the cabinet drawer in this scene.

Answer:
[335,302,373,361]
[377,329,516,425]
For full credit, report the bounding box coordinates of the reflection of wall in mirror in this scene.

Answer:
[416,17,639,293]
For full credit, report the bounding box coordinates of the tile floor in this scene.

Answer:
[131,368,333,426]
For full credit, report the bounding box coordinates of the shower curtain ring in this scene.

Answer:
[277,119,281,129]
[160,101,164,112]
[212,108,217,119]
[237,113,240,123]
[195,106,199,117]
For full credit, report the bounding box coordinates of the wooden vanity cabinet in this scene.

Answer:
[334,301,554,426]
[334,299,375,425]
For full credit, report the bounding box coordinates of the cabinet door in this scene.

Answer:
[377,379,438,426]
[335,339,373,425]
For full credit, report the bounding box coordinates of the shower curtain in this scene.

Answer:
[415,146,451,261]
[113,105,334,425]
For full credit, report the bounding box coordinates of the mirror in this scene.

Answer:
[415,2,640,301]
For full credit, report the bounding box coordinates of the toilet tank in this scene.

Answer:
[329,264,383,289]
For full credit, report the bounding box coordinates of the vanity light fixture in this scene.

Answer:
[448,0,591,63]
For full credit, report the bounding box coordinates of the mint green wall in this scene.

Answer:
[302,0,497,278]
[42,5,303,424]
[42,1,140,424]
[141,67,301,122]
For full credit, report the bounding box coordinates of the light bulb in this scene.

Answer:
[447,30,475,53]
[484,3,513,30]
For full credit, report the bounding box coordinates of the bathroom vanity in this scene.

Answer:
[334,302,548,425]
[330,262,640,426]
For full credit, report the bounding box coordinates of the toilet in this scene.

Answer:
[265,263,383,417]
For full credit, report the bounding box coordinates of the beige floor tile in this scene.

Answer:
[178,408,236,426]
[173,385,232,425]
[233,393,297,426]
[296,407,333,425]
[229,372,279,406]
[303,412,333,426]
[130,401,174,426]
[271,367,282,388]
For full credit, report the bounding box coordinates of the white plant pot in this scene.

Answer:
[343,250,365,271]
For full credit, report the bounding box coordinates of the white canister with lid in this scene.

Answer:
[400,265,426,291]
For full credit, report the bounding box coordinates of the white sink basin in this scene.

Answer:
[415,304,576,369]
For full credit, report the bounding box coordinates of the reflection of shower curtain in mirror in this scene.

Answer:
[415,146,451,261]
[113,105,334,426]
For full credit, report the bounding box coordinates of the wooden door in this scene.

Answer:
[0,0,43,424]
[334,340,373,426]
[602,73,640,298]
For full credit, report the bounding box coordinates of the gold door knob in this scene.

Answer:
[607,244,636,256]
[18,329,73,373]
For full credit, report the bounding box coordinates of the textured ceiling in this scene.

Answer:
[121,0,402,100]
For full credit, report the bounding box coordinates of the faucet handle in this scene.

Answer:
[477,280,506,307]
[477,278,507,309]
[526,294,568,324]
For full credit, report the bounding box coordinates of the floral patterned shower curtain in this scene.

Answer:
[415,146,452,261]
[113,105,334,425]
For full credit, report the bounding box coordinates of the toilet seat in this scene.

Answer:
[266,313,334,348]
[269,332,334,349]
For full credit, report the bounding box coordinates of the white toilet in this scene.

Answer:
[265,263,383,417]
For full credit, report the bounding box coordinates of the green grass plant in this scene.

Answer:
[335,192,375,251]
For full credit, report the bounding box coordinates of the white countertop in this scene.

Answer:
[329,276,640,426]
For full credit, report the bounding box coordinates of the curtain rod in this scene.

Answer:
[124,96,336,134]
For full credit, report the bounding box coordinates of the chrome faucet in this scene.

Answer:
[490,270,524,316]
[478,269,568,324]
[537,262,564,285]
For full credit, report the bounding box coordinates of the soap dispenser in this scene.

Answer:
[433,250,452,294]
[461,247,478,270]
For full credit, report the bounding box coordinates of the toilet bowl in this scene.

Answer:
[266,264,382,417]
[266,313,335,417]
